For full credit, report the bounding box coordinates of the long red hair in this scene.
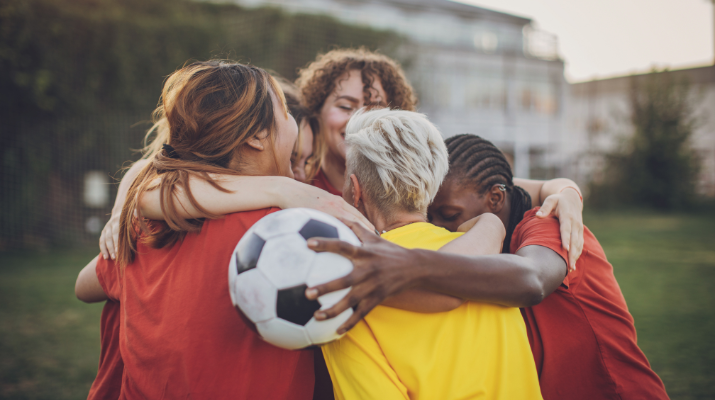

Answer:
[117,61,286,267]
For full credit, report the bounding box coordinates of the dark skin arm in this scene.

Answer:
[306,219,567,334]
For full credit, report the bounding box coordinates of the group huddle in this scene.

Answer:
[74,49,670,399]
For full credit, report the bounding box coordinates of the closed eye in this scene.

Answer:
[440,212,460,222]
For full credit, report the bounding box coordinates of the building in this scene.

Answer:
[231,0,567,179]
[566,65,715,197]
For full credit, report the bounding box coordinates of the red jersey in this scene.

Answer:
[87,300,123,400]
[512,208,669,400]
[311,169,342,196]
[95,209,315,399]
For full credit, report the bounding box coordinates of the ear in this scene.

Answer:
[486,184,507,214]
[349,174,362,209]
[245,133,266,151]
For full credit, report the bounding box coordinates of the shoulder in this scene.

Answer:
[510,207,565,258]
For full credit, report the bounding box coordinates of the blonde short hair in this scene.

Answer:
[345,108,448,216]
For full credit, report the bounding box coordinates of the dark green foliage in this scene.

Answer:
[0,0,403,248]
[590,70,700,210]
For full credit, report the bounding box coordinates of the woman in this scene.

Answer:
[320,109,542,399]
[430,134,669,399]
[307,135,670,399]
[295,48,417,195]
[276,77,319,183]
[76,60,316,398]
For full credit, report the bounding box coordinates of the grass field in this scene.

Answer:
[1,211,714,399]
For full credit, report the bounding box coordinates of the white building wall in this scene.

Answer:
[229,0,566,179]
[565,66,715,197]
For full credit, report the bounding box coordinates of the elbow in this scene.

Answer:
[75,282,89,303]
[515,269,548,308]
[75,276,99,303]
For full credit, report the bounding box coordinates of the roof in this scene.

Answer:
[369,0,532,25]
[570,64,715,96]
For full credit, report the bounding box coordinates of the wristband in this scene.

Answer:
[560,186,583,202]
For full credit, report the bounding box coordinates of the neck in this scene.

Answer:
[365,207,426,234]
[322,152,346,192]
[232,148,278,177]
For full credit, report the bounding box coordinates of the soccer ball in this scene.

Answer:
[228,208,361,350]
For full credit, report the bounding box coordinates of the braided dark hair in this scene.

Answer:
[445,134,532,253]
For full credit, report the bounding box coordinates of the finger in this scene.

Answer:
[313,284,365,320]
[99,231,109,259]
[560,221,572,253]
[306,272,358,300]
[568,226,583,271]
[307,237,361,258]
[106,227,117,260]
[338,218,380,243]
[112,230,120,260]
[536,196,558,218]
[337,297,381,334]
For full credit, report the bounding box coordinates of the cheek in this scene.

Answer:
[300,136,312,159]
[322,109,348,136]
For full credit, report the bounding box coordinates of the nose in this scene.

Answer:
[293,167,306,183]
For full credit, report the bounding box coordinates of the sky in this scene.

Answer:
[456,0,714,82]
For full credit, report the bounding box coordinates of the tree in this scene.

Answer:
[591,69,700,210]
[0,0,404,248]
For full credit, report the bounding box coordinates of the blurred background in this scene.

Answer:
[0,0,713,399]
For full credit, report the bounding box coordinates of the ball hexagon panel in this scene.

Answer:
[301,208,362,246]
[256,318,312,350]
[254,209,311,240]
[235,232,265,275]
[299,219,339,241]
[233,269,277,323]
[304,308,353,345]
[276,284,321,326]
[258,233,315,289]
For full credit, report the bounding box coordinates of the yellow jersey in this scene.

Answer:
[322,222,542,400]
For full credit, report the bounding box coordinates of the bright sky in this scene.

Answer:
[456,0,714,82]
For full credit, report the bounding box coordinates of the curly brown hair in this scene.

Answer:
[296,48,417,179]
[296,47,417,115]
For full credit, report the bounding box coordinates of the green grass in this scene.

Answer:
[0,248,103,400]
[0,211,714,399]
[584,211,715,399]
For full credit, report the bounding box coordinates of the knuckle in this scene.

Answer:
[347,294,360,306]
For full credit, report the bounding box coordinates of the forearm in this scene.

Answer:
[140,175,292,219]
[439,213,505,256]
[412,251,547,308]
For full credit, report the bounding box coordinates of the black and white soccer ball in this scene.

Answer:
[228,208,361,350]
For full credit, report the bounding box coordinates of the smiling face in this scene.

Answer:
[428,177,491,232]
[318,69,387,163]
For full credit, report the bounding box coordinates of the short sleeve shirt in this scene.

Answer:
[95,209,315,399]
[322,222,543,400]
[512,208,669,400]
